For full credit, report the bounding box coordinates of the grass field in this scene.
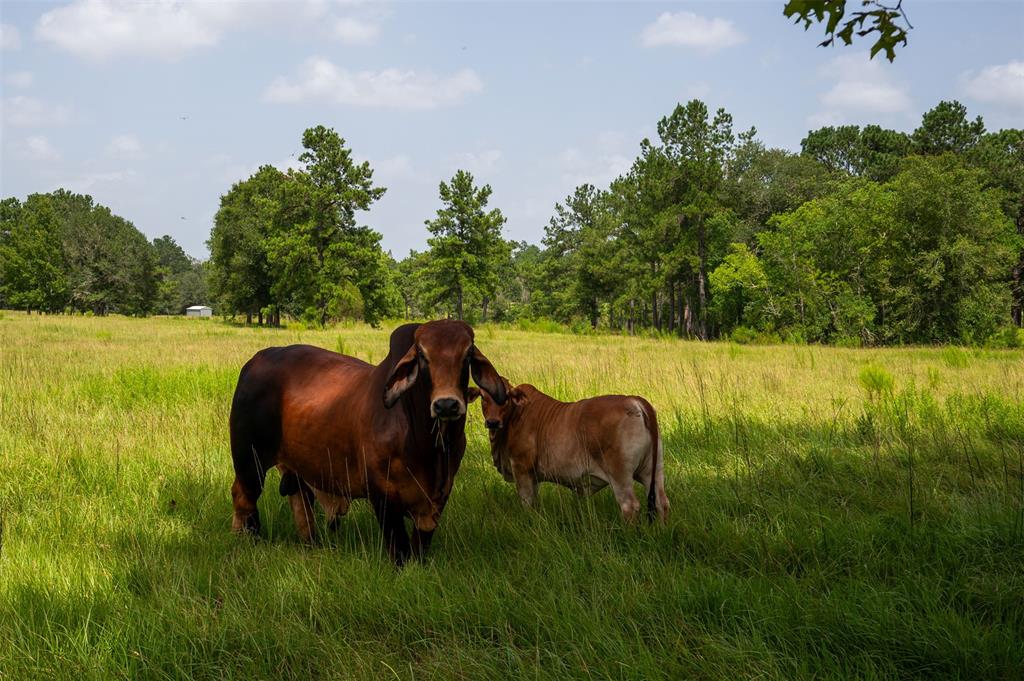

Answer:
[1,313,1022,680]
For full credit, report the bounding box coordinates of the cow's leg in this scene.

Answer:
[373,500,411,567]
[231,446,270,535]
[609,478,642,523]
[231,475,263,534]
[283,472,318,544]
[229,393,280,536]
[411,514,439,560]
[411,528,434,559]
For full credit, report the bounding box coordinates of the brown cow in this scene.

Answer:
[476,380,669,523]
[228,321,506,565]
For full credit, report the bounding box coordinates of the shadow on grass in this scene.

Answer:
[4,415,1022,680]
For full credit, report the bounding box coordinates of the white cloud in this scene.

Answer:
[6,71,34,88]
[596,130,628,149]
[821,81,911,114]
[105,133,146,159]
[682,81,711,100]
[641,12,745,51]
[2,96,72,127]
[448,149,502,176]
[264,57,483,109]
[36,0,223,61]
[962,61,1024,108]
[809,53,911,125]
[34,0,366,61]
[334,17,379,45]
[16,135,61,162]
[372,154,414,180]
[556,148,632,189]
[553,129,633,189]
[61,169,138,194]
[0,23,20,50]
[806,110,843,129]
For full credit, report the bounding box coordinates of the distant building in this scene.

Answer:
[185,305,213,318]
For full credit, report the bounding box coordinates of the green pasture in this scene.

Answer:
[1,313,1022,679]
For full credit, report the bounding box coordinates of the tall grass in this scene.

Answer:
[1,314,1022,679]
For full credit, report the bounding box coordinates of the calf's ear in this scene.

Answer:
[470,346,507,405]
[383,344,419,408]
[510,387,528,407]
[465,386,481,404]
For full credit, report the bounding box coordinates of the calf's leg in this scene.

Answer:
[609,478,642,523]
[513,467,539,508]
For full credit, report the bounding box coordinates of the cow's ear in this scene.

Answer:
[470,346,506,405]
[465,386,481,404]
[383,344,419,408]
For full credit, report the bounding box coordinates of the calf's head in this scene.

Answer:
[383,320,506,420]
[479,377,527,438]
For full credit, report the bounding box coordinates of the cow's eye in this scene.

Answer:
[417,347,428,364]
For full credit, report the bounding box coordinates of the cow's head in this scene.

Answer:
[479,377,527,439]
[383,320,506,420]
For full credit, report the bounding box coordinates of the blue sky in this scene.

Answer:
[1,1,1022,259]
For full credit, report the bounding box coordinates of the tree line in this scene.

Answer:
[2,99,1021,346]
[392,99,1022,346]
[0,191,207,316]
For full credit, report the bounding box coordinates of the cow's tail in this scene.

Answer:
[639,398,661,523]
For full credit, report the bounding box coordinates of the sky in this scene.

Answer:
[1,1,1022,260]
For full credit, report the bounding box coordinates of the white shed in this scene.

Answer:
[185,305,213,318]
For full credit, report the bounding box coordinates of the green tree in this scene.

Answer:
[0,197,23,309]
[801,124,909,181]
[210,128,396,327]
[715,157,1017,344]
[801,125,862,174]
[0,194,67,313]
[725,141,832,239]
[912,100,985,155]
[208,165,283,324]
[500,241,544,321]
[968,128,1024,325]
[394,249,434,320]
[643,99,744,338]
[268,126,391,325]
[784,0,913,61]
[884,155,1015,343]
[423,169,509,320]
[708,242,770,332]
[152,235,208,314]
[534,185,624,328]
[858,124,912,181]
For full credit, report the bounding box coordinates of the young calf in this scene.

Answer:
[473,380,669,523]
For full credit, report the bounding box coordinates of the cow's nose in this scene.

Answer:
[433,398,462,418]
[485,419,501,430]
